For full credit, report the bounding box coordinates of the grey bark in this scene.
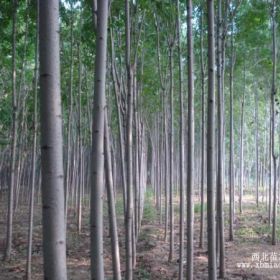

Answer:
[90,0,109,278]
[5,0,18,261]
[207,1,217,278]
[229,16,235,241]
[216,0,225,277]
[255,85,259,207]
[77,41,83,234]
[199,6,206,250]
[26,0,39,277]
[239,64,246,214]
[168,43,174,263]
[271,0,277,246]
[104,113,122,280]
[125,0,134,278]
[65,3,74,224]
[39,0,67,278]
[110,28,127,213]
[176,1,185,278]
[187,0,194,279]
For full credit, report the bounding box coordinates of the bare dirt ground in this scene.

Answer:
[0,193,280,279]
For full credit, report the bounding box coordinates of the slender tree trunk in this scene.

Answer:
[164,98,169,242]
[77,41,83,234]
[5,0,18,261]
[207,1,217,278]
[26,1,39,277]
[216,0,225,277]
[176,1,185,277]
[255,85,259,207]
[229,16,235,241]
[168,43,174,263]
[39,0,67,278]
[90,0,109,278]
[65,4,74,223]
[110,28,127,213]
[104,113,121,280]
[269,102,272,224]
[271,0,277,246]
[199,6,206,250]
[239,64,246,214]
[125,0,134,278]
[187,0,194,279]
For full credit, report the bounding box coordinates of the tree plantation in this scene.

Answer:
[1,0,280,279]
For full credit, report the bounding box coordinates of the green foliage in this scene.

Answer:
[142,188,157,223]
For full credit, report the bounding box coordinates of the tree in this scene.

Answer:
[199,4,206,250]
[186,0,194,278]
[26,0,39,278]
[90,0,109,279]
[207,1,217,278]
[104,113,121,280]
[125,0,134,278]
[176,0,185,278]
[239,64,246,215]
[271,0,277,246]
[168,38,174,263]
[229,10,235,241]
[39,0,67,278]
[216,0,225,277]
[4,0,18,261]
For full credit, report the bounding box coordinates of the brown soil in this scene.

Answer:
[0,194,279,279]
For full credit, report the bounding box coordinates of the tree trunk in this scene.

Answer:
[255,84,259,207]
[199,5,206,250]
[104,113,122,280]
[5,0,18,261]
[229,15,235,241]
[39,0,67,278]
[65,3,74,224]
[216,0,225,277]
[26,1,39,277]
[168,43,174,263]
[176,0,185,278]
[239,64,246,214]
[271,0,277,246]
[187,0,194,278]
[125,0,134,278]
[90,0,109,278]
[207,1,217,278]
[77,41,83,234]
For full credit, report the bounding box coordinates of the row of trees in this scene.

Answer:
[0,0,279,279]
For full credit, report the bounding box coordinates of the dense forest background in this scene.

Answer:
[0,0,280,279]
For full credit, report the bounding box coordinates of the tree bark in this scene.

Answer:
[5,0,18,261]
[271,0,277,246]
[90,0,109,278]
[187,0,194,279]
[176,1,185,278]
[39,0,67,278]
[104,113,121,280]
[229,14,235,241]
[207,1,217,278]
[168,43,174,263]
[216,0,225,276]
[125,0,134,278]
[199,5,206,250]
[239,64,246,214]
[26,1,39,277]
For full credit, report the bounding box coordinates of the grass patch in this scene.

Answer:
[194,202,207,214]
[236,226,258,240]
[135,267,151,279]
[143,190,157,223]
[115,196,124,216]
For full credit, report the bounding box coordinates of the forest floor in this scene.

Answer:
[0,191,280,279]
